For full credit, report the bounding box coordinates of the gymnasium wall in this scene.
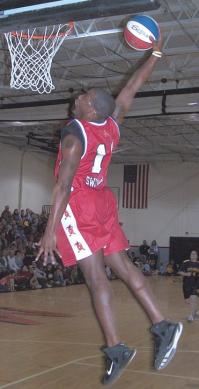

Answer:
[108,162,199,247]
[0,144,199,251]
[0,145,54,213]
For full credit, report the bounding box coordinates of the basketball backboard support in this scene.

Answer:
[0,0,160,32]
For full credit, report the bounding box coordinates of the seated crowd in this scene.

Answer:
[127,239,160,276]
[0,205,86,292]
[0,206,178,292]
[128,240,180,276]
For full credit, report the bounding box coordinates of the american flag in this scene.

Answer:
[122,164,149,209]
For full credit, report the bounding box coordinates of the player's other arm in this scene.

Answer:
[47,134,82,233]
[113,39,162,124]
[37,134,82,263]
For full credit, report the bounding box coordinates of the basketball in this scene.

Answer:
[124,15,160,51]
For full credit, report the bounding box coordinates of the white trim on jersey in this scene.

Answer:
[74,119,88,159]
[110,117,120,137]
[61,204,92,261]
[88,120,107,126]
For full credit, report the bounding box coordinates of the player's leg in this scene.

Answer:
[78,250,136,385]
[183,281,197,322]
[194,295,199,319]
[105,250,163,323]
[78,250,120,346]
[186,295,197,322]
[104,250,183,370]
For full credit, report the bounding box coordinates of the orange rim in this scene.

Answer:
[10,21,74,40]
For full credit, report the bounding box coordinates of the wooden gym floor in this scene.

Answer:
[0,276,198,389]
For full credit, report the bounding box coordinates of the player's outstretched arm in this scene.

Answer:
[113,38,162,124]
[36,134,83,264]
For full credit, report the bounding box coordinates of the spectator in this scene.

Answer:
[31,214,39,234]
[143,259,152,276]
[0,273,15,292]
[15,250,24,270]
[0,231,7,251]
[14,265,32,291]
[15,236,25,251]
[62,267,72,285]
[45,263,55,286]
[13,209,21,223]
[23,219,31,236]
[165,261,179,276]
[32,262,50,288]
[24,241,36,266]
[127,250,141,268]
[6,224,16,244]
[29,264,42,289]
[158,262,165,275]
[27,234,37,249]
[1,206,12,221]
[7,248,20,273]
[25,208,32,223]
[139,240,150,259]
[148,240,159,270]
[70,265,84,284]
[20,209,25,223]
[54,265,65,286]
[127,247,136,261]
[0,250,9,276]
[76,266,85,284]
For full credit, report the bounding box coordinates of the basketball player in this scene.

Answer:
[179,250,199,322]
[36,38,183,385]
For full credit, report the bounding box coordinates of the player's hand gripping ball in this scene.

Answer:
[124,14,160,51]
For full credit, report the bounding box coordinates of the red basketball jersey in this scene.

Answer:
[54,117,129,266]
[55,117,120,190]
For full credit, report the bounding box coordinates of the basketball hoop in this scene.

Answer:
[4,22,74,94]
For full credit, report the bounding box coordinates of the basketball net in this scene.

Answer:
[4,22,74,94]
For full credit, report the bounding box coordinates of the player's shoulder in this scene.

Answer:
[109,116,120,136]
[62,118,86,134]
[66,118,78,128]
[109,115,119,126]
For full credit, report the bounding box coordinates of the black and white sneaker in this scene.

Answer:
[151,320,183,370]
[101,343,136,386]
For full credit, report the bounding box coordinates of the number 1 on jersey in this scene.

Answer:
[92,144,106,174]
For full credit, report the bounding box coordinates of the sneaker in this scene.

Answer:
[187,315,194,322]
[151,320,183,370]
[101,343,136,386]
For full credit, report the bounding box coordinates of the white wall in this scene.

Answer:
[0,145,21,211]
[108,162,199,247]
[1,144,199,248]
[0,145,55,213]
[22,151,55,212]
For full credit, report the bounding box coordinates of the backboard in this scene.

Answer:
[0,0,160,32]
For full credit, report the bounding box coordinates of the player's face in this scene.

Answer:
[74,89,96,119]
[190,251,198,261]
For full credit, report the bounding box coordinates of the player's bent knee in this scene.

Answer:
[84,273,110,291]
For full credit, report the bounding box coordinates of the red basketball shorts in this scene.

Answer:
[56,186,128,267]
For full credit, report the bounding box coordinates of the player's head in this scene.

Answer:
[190,250,198,261]
[91,88,116,120]
[74,88,115,121]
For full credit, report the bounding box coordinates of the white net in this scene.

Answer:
[4,23,74,94]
